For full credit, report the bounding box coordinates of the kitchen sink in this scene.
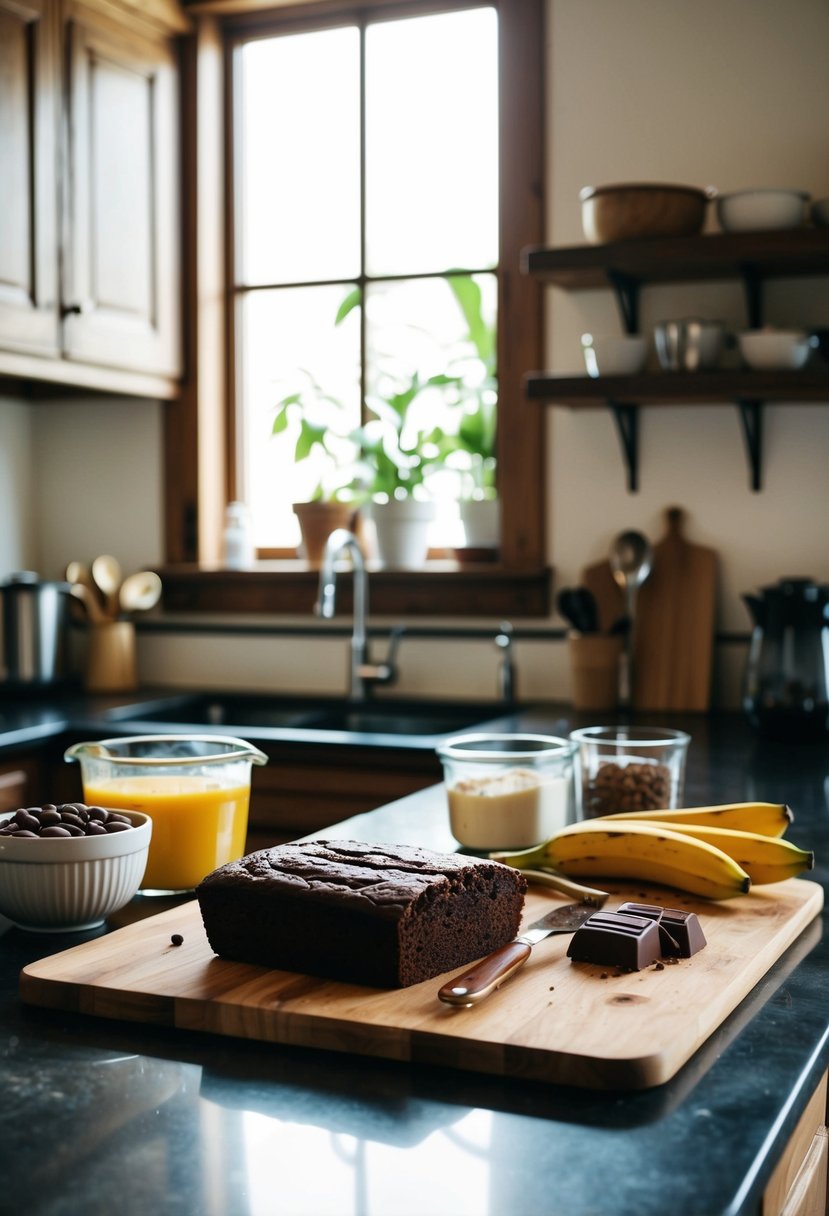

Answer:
[103,693,521,742]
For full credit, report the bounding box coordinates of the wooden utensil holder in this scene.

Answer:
[85,621,137,692]
[568,633,622,712]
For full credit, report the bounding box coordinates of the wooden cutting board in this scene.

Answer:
[581,507,717,711]
[20,879,822,1090]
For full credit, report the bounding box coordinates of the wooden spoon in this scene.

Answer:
[91,555,122,618]
[119,571,162,613]
[69,582,107,624]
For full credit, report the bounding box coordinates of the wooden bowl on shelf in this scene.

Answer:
[579,183,709,244]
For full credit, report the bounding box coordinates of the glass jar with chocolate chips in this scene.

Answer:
[569,726,690,819]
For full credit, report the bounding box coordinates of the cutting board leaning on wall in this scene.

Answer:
[581,507,718,712]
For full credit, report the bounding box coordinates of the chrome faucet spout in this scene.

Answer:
[494,620,517,703]
[316,529,400,701]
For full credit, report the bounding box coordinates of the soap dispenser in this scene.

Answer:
[222,502,255,569]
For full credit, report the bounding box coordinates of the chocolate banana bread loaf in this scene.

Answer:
[196,839,527,988]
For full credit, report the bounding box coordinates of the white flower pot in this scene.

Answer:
[367,499,434,568]
[459,498,500,549]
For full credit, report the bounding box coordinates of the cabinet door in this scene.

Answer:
[63,15,181,376]
[0,0,60,356]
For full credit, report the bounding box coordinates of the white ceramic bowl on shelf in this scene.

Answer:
[0,809,151,931]
[737,330,815,371]
[716,189,809,232]
[581,333,648,377]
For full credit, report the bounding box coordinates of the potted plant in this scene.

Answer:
[349,378,443,568]
[426,275,499,555]
[271,369,363,567]
[273,273,499,567]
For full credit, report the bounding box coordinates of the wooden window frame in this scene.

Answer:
[162,0,548,617]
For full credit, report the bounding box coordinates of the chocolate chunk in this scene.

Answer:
[617,900,680,954]
[659,908,707,957]
[617,900,706,958]
[567,911,663,971]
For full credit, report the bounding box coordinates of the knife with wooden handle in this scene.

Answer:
[437,899,605,1007]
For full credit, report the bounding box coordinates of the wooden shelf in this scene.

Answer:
[524,368,829,407]
[522,229,829,291]
[522,229,829,488]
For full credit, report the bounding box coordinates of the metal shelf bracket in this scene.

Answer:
[609,401,640,492]
[736,398,763,492]
[607,271,641,334]
[737,263,764,330]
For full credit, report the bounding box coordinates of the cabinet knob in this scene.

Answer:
[61,301,92,318]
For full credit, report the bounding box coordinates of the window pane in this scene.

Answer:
[236,28,361,285]
[239,286,361,548]
[364,274,497,547]
[365,8,498,277]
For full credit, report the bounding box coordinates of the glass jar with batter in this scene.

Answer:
[437,734,575,851]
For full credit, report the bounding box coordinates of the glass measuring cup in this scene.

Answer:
[65,735,268,894]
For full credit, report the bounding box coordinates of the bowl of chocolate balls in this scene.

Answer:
[0,802,151,931]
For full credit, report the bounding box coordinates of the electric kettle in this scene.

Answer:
[742,577,829,740]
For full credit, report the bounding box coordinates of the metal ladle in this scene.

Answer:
[609,530,653,706]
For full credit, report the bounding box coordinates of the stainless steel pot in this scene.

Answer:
[0,572,71,686]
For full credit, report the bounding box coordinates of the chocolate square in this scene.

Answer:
[617,901,706,958]
[566,911,663,971]
[660,908,707,958]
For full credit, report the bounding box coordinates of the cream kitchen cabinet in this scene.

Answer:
[0,0,186,397]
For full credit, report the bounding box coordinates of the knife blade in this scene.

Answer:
[437,900,604,1007]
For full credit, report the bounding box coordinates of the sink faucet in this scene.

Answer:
[494,621,517,702]
[316,529,403,701]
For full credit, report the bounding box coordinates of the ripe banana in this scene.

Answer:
[598,802,793,837]
[494,821,751,901]
[630,821,813,884]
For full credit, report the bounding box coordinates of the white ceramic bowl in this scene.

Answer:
[0,809,151,931]
[738,330,815,371]
[716,189,809,233]
[811,198,829,228]
[581,333,648,377]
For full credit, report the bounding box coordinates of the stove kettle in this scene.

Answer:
[0,571,71,687]
[742,577,829,740]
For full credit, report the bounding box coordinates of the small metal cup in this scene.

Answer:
[654,318,725,371]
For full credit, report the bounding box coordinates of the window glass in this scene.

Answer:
[364,274,496,546]
[240,285,361,549]
[232,6,499,554]
[365,8,498,277]
[237,27,361,285]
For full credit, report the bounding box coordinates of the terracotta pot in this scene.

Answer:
[293,501,358,568]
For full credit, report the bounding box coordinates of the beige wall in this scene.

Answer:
[546,0,829,635]
[3,0,828,706]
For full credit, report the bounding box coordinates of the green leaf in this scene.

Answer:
[445,274,494,365]
[335,287,362,326]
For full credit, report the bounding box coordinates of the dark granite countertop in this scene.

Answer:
[0,695,827,1215]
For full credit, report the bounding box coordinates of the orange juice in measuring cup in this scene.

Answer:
[65,735,267,893]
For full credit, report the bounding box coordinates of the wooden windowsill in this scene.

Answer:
[158,561,553,617]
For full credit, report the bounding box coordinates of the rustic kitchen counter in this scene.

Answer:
[0,704,827,1215]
